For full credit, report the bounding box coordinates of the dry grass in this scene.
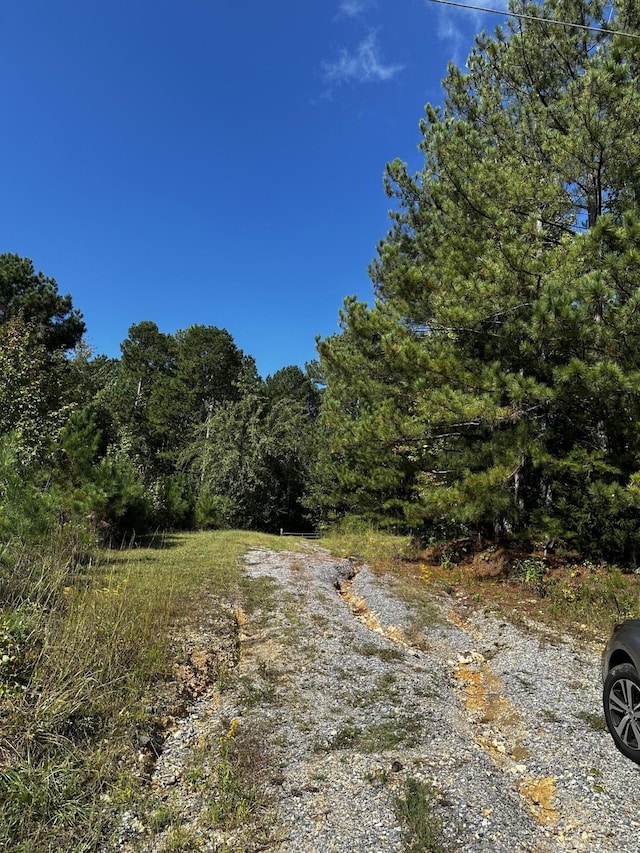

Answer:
[322,525,640,644]
[0,529,300,852]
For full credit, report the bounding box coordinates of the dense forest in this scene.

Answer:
[5,0,640,566]
[316,0,640,565]
[0,252,322,550]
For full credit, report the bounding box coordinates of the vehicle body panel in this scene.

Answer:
[601,619,640,682]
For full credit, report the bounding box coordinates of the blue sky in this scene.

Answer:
[1,0,490,377]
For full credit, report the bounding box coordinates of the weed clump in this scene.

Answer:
[394,778,455,853]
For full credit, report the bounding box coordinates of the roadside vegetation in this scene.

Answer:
[314,0,640,570]
[0,530,300,852]
[326,526,640,639]
[3,528,636,850]
[5,0,640,848]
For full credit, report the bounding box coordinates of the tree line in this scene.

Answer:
[5,0,640,564]
[0,253,321,548]
[315,0,640,564]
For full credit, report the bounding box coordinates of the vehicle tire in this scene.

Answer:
[603,663,640,765]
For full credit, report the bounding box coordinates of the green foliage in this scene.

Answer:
[513,558,548,595]
[394,778,453,853]
[95,321,320,534]
[112,321,247,478]
[194,491,236,530]
[150,474,195,530]
[264,364,321,414]
[58,407,105,484]
[0,603,43,697]
[0,434,61,550]
[206,719,259,830]
[545,562,640,625]
[186,390,317,532]
[0,756,107,852]
[0,253,85,355]
[89,457,153,540]
[0,319,74,462]
[313,0,640,563]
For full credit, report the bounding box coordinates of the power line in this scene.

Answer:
[424,0,640,40]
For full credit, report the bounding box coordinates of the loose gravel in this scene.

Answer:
[118,547,640,852]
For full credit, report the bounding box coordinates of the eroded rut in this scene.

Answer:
[337,563,559,830]
[118,548,640,852]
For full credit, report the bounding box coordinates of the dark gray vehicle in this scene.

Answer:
[602,620,640,764]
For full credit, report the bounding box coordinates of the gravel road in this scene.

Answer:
[128,547,640,852]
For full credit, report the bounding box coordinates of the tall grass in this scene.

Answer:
[0,529,295,852]
[321,519,416,566]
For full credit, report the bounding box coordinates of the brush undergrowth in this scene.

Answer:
[472,554,640,633]
[0,529,297,852]
[322,520,415,567]
[325,523,640,636]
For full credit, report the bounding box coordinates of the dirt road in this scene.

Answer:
[125,547,640,852]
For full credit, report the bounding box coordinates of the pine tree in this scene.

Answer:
[316,0,640,560]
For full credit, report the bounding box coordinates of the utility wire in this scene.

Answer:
[424,0,640,40]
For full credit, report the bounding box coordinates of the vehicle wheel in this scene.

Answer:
[603,663,640,765]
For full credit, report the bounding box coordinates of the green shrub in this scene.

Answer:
[0,603,44,697]
[151,474,195,530]
[195,491,236,530]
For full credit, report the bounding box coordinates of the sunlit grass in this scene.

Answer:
[0,529,297,852]
[321,522,415,566]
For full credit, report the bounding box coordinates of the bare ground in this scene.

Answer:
[117,546,640,852]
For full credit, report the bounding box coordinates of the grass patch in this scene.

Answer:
[177,718,276,852]
[496,557,640,637]
[394,778,454,853]
[158,825,197,852]
[350,673,400,708]
[322,523,415,567]
[575,710,608,732]
[322,712,421,753]
[357,643,404,662]
[392,577,440,626]
[544,562,640,631]
[238,660,281,707]
[0,529,291,852]
[205,719,263,832]
[238,575,278,620]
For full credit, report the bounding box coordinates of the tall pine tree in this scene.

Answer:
[315,0,640,561]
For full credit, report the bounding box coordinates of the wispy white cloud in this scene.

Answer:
[436,11,469,59]
[337,0,370,17]
[322,31,403,85]
[427,0,507,62]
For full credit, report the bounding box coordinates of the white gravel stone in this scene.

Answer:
[111,547,640,852]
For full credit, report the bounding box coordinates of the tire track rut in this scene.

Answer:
[115,548,640,852]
